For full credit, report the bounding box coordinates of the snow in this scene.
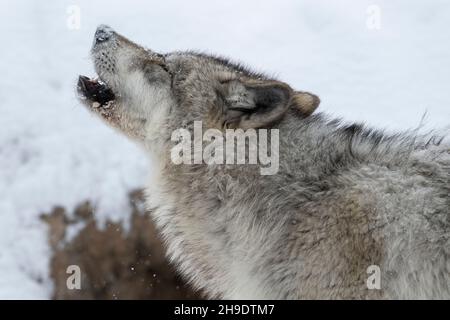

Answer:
[0,0,449,299]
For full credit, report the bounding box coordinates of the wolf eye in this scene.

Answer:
[218,78,233,84]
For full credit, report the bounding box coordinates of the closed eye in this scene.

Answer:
[218,78,234,84]
[228,106,253,113]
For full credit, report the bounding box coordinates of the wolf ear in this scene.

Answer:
[291,91,320,116]
[223,80,292,129]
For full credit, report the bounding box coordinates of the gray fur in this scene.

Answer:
[78,25,450,299]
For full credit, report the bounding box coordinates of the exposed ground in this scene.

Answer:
[41,190,200,299]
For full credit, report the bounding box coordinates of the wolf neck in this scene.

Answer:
[156,111,403,189]
[151,111,415,214]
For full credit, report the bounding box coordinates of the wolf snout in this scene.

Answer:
[94,24,114,44]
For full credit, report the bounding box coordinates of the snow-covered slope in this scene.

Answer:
[0,0,449,299]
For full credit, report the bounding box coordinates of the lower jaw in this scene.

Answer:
[78,75,116,106]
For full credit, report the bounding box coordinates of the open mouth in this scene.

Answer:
[77,75,115,107]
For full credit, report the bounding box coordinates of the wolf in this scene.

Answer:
[77,25,449,299]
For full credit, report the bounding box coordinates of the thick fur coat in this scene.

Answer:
[78,25,450,299]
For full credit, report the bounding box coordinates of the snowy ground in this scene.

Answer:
[0,0,449,299]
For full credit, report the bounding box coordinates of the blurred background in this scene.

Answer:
[0,0,449,299]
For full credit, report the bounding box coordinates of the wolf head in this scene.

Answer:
[78,25,320,149]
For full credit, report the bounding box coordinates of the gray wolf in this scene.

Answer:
[77,25,449,299]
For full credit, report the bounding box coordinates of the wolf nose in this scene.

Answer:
[94,24,114,44]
